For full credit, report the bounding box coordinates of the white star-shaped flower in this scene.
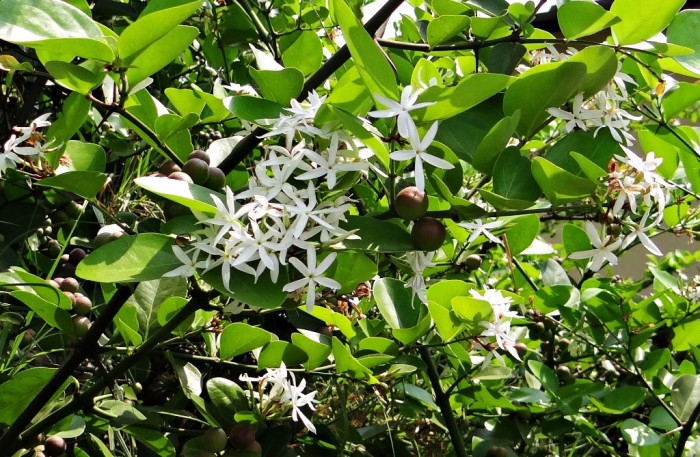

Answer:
[568,221,622,271]
[368,85,434,139]
[283,248,341,312]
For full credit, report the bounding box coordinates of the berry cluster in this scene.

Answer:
[46,248,92,337]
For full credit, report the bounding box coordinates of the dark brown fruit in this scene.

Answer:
[168,171,194,184]
[68,248,86,266]
[205,167,226,190]
[464,254,482,271]
[73,294,92,315]
[411,217,446,251]
[244,441,262,456]
[202,428,228,453]
[56,263,76,279]
[47,239,62,258]
[62,291,76,305]
[44,435,67,456]
[394,186,429,221]
[182,158,210,185]
[229,424,257,450]
[486,445,509,457]
[188,149,211,164]
[60,277,79,294]
[159,160,181,175]
[72,316,91,338]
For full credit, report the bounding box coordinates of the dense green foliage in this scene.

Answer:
[1,0,700,456]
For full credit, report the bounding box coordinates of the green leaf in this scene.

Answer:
[672,375,700,422]
[452,296,493,332]
[427,280,474,308]
[323,105,390,169]
[57,141,106,173]
[76,233,181,283]
[392,315,431,345]
[570,152,608,183]
[557,1,621,39]
[590,386,646,414]
[165,88,230,123]
[0,368,73,426]
[249,68,304,106]
[46,92,92,167]
[125,426,176,457]
[115,305,142,346]
[327,251,377,293]
[662,81,700,120]
[373,278,421,329]
[545,129,620,177]
[156,296,194,336]
[504,214,540,255]
[202,267,289,310]
[428,301,463,341]
[292,333,332,370]
[427,15,470,48]
[0,0,114,61]
[280,31,323,76]
[125,25,199,86]
[567,46,619,98]
[619,419,661,447]
[332,337,374,379]
[337,216,414,253]
[332,0,396,103]
[37,171,107,199]
[257,341,308,369]
[49,415,86,439]
[98,399,147,426]
[611,0,684,45]
[120,278,186,341]
[134,176,222,214]
[472,112,520,174]
[220,323,274,359]
[118,0,201,63]
[668,10,700,74]
[10,290,74,335]
[478,188,538,211]
[45,61,103,94]
[527,360,559,393]
[326,66,373,115]
[531,157,597,205]
[225,96,284,122]
[206,378,249,429]
[504,60,587,136]
[419,73,512,122]
[492,149,540,203]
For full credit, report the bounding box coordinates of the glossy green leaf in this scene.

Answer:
[250,68,304,106]
[206,378,248,429]
[332,337,373,379]
[257,341,308,369]
[419,73,512,122]
[125,426,176,457]
[165,88,230,123]
[567,46,618,98]
[202,266,289,310]
[531,157,597,205]
[492,149,540,203]
[332,0,396,103]
[118,0,201,63]
[10,290,74,335]
[280,31,323,76]
[156,297,193,336]
[292,333,332,370]
[472,112,520,174]
[478,189,537,211]
[504,61,587,136]
[326,65,373,115]
[37,171,107,199]
[337,216,414,252]
[557,1,620,39]
[504,214,540,256]
[120,278,186,341]
[225,95,284,122]
[432,0,470,15]
[528,360,559,393]
[485,42,527,75]
[428,301,463,341]
[49,415,86,439]
[45,61,103,94]
[672,375,700,422]
[323,105,390,169]
[590,386,646,414]
[619,419,661,447]
[546,129,620,177]
[327,251,377,294]
[570,152,608,183]
[125,25,199,86]
[76,233,181,283]
[452,296,493,332]
[392,314,431,345]
[0,368,73,426]
[662,81,700,120]
[134,176,222,214]
[435,99,504,162]
[220,323,274,359]
[427,15,470,48]
[56,141,106,173]
[610,0,684,45]
[668,10,700,74]
[374,278,421,329]
[426,280,475,308]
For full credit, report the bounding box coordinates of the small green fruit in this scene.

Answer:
[394,186,429,220]
[202,428,228,453]
[182,158,210,185]
[411,217,446,251]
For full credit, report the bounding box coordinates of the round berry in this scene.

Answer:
[202,428,228,453]
[182,158,210,185]
[73,294,92,316]
[204,167,226,190]
[159,160,181,175]
[168,171,194,184]
[394,186,429,221]
[411,217,446,251]
[188,149,211,164]
[44,435,67,456]
[72,316,91,338]
[67,248,87,266]
[229,423,256,450]
[59,277,79,294]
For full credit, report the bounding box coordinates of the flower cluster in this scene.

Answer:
[472,289,522,364]
[165,91,375,312]
[404,250,436,303]
[0,113,56,177]
[240,363,318,434]
[369,85,454,193]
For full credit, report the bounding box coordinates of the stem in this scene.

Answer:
[0,285,135,449]
[218,0,406,174]
[7,288,211,453]
[417,345,468,457]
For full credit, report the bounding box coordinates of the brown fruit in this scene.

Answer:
[73,294,92,315]
[486,445,509,457]
[44,435,67,456]
[411,217,446,251]
[188,149,211,164]
[67,248,86,266]
[205,167,226,190]
[72,316,91,338]
[244,441,262,456]
[59,277,79,293]
[202,428,228,453]
[229,423,257,450]
[168,171,194,184]
[159,160,181,175]
[394,186,429,220]
[464,254,482,271]
[182,158,210,185]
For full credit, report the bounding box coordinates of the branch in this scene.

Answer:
[218,0,406,174]
[0,285,134,449]
[418,345,468,457]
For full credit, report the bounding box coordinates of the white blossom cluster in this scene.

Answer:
[0,113,57,177]
[166,91,372,312]
[472,288,522,364]
[569,146,671,271]
[240,362,318,433]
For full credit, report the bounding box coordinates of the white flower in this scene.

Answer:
[204,187,247,245]
[295,133,367,189]
[615,147,663,185]
[389,121,454,194]
[622,212,662,256]
[283,249,341,312]
[459,218,503,245]
[287,90,326,120]
[163,245,206,278]
[547,92,603,133]
[568,221,622,271]
[404,250,436,303]
[470,289,518,320]
[368,85,434,139]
